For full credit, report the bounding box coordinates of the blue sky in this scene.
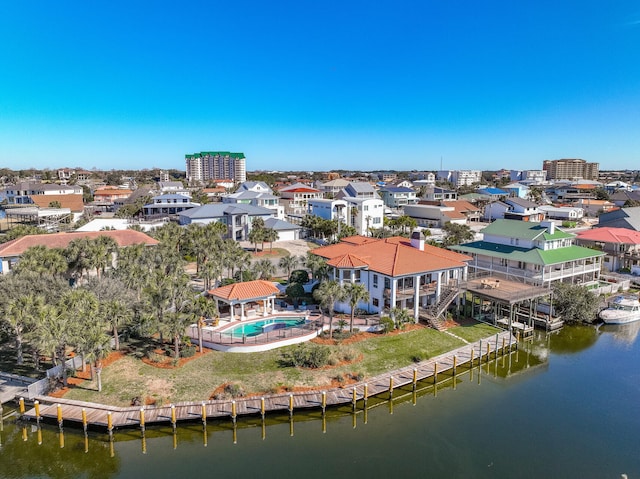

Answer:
[0,1,639,172]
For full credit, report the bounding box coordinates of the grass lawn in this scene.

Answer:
[448,320,501,343]
[63,321,494,407]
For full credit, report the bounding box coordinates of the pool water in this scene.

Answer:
[223,317,308,337]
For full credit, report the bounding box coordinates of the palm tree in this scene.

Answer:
[4,294,42,365]
[253,258,276,280]
[264,228,279,252]
[313,280,346,339]
[278,255,300,279]
[200,256,223,290]
[390,307,413,329]
[189,294,218,352]
[14,246,68,277]
[248,227,263,253]
[344,283,370,333]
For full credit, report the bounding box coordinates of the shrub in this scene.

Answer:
[180,345,197,358]
[224,383,245,398]
[146,351,165,363]
[379,317,395,334]
[351,372,365,381]
[340,348,358,362]
[279,344,331,368]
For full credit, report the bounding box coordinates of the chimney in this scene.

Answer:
[410,229,425,251]
[541,220,555,234]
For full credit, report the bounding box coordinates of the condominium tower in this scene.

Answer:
[542,159,599,181]
[185,151,247,184]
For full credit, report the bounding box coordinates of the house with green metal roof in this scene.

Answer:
[450,219,604,288]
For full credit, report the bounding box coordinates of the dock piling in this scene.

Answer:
[34,401,40,423]
[19,397,25,416]
[82,408,87,433]
[434,363,438,384]
[389,376,394,399]
[57,404,63,429]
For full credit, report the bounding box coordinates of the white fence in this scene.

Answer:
[23,355,85,400]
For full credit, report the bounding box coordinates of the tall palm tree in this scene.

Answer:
[344,282,370,333]
[264,228,279,252]
[253,258,276,280]
[313,280,346,339]
[200,256,223,290]
[278,255,300,279]
[4,294,42,365]
[14,246,68,277]
[189,294,218,352]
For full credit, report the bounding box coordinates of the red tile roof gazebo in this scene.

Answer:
[208,280,281,321]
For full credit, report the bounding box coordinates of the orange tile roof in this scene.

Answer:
[442,200,480,213]
[29,194,85,212]
[443,210,466,220]
[208,280,280,301]
[326,253,370,268]
[0,230,159,257]
[312,236,471,277]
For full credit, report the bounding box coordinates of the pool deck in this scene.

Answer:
[21,330,516,430]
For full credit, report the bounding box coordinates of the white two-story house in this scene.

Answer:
[311,232,471,320]
[450,219,604,288]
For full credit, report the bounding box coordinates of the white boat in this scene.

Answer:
[599,295,640,325]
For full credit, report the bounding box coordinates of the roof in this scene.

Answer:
[179,204,274,219]
[0,230,159,257]
[506,197,539,209]
[312,235,471,277]
[346,182,377,193]
[94,188,133,196]
[576,227,640,245]
[29,194,85,212]
[186,151,246,159]
[598,207,640,231]
[263,218,301,231]
[451,241,604,266]
[481,219,574,240]
[442,200,480,213]
[379,186,415,193]
[208,280,280,302]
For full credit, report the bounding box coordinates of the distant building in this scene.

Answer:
[510,170,547,185]
[436,170,482,187]
[185,151,246,184]
[543,159,599,181]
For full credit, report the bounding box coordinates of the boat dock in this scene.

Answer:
[20,331,516,430]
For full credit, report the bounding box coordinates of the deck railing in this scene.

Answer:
[189,320,324,346]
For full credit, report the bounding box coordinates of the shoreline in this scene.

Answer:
[19,331,516,430]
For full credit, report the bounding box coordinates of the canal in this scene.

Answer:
[1,324,639,478]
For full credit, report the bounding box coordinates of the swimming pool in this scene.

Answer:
[223,317,309,338]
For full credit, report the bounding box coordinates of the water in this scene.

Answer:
[223,316,308,337]
[2,324,640,478]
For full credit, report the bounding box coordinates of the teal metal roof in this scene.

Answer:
[451,241,604,266]
[481,219,574,241]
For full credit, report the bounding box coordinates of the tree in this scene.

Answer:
[248,227,263,253]
[13,246,68,277]
[442,222,474,247]
[278,255,300,278]
[286,282,305,308]
[552,283,600,324]
[313,280,346,339]
[3,294,42,365]
[189,294,218,352]
[252,258,276,279]
[264,228,279,252]
[344,282,370,333]
[2,225,43,242]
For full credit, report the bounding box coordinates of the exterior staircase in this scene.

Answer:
[419,286,460,331]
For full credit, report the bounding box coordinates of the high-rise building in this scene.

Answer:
[542,159,599,181]
[436,170,482,187]
[185,151,246,184]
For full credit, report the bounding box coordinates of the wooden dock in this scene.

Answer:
[21,331,515,430]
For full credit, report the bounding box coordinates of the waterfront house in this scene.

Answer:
[450,219,604,288]
[311,232,471,320]
[575,227,640,274]
[597,207,640,231]
[0,230,159,274]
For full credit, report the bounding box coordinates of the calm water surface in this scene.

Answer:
[1,324,639,479]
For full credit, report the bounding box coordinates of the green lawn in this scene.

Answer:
[63,321,494,407]
[448,322,501,343]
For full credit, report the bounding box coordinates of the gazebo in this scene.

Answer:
[208,280,281,321]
